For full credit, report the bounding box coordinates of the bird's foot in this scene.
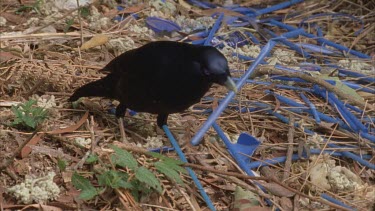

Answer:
[157,114,169,128]
[115,103,127,118]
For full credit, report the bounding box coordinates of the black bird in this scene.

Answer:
[69,41,237,127]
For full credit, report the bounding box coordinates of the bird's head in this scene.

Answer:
[198,46,237,93]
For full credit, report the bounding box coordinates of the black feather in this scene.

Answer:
[69,41,236,127]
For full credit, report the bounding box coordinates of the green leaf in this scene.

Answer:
[162,159,187,174]
[135,167,162,193]
[10,100,48,129]
[57,159,67,171]
[71,172,98,200]
[98,170,133,189]
[155,161,184,185]
[24,116,36,128]
[320,76,364,102]
[85,154,99,164]
[80,188,99,200]
[148,152,187,174]
[110,146,138,170]
[79,7,90,17]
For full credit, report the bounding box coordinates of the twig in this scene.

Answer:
[283,115,295,181]
[88,116,96,153]
[256,68,375,111]
[118,117,129,144]
[75,0,84,45]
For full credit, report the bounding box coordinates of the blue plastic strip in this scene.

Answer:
[232,78,313,91]
[269,74,375,94]
[264,28,311,57]
[315,87,359,132]
[244,31,261,44]
[338,69,375,83]
[204,13,224,46]
[269,111,375,168]
[212,123,255,176]
[246,149,372,169]
[296,43,338,55]
[254,0,304,16]
[269,20,371,59]
[327,92,367,132]
[300,93,321,123]
[162,125,216,211]
[148,146,175,153]
[299,13,364,36]
[212,123,275,207]
[190,40,277,145]
[321,194,356,210]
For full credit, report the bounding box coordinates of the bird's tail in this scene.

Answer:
[68,75,116,102]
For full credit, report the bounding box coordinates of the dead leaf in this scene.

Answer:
[1,12,27,24]
[117,3,146,15]
[261,182,295,197]
[0,51,20,62]
[233,186,266,211]
[80,35,109,50]
[279,197,293,211]
[47,112,89,135]
[20,133,43,158]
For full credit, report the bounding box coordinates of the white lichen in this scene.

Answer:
[327,166,362,191]
[88,6,111,31]
[338,59,374,74]
[175,16,214,33]
[36,95,57,109]
[7,172,60,204]
[267,48,298,65]
[75,137,92,148]
[308,155,336,191]
[106,37,136,56]
[143,135,164,148]
[0,16,7,27]
[149,0,176,19]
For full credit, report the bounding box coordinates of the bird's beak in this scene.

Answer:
[224,76,238,93]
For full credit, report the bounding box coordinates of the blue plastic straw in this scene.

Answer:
[300,93,321,123]
[264,28,311,57]
[162,125,216,211]
[204,13,224,46]
[299,12,364,36]
[269,20,371,59]
[269,111,375,169]
[254,0,304,16]
[190,40,277,145]
[246,149,372,169]
[321,194,356,210]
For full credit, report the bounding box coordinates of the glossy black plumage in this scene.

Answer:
[69,41,236,127]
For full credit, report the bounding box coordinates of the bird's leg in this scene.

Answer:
[115,103,127,118]
[157,114,169,128]
[116,103,128,143]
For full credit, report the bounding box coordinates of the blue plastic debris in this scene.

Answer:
[269,20,371,58]
[146,17,181,34]
[223,132,261,164]
[162,125,216,211]
[299,12,364,36]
